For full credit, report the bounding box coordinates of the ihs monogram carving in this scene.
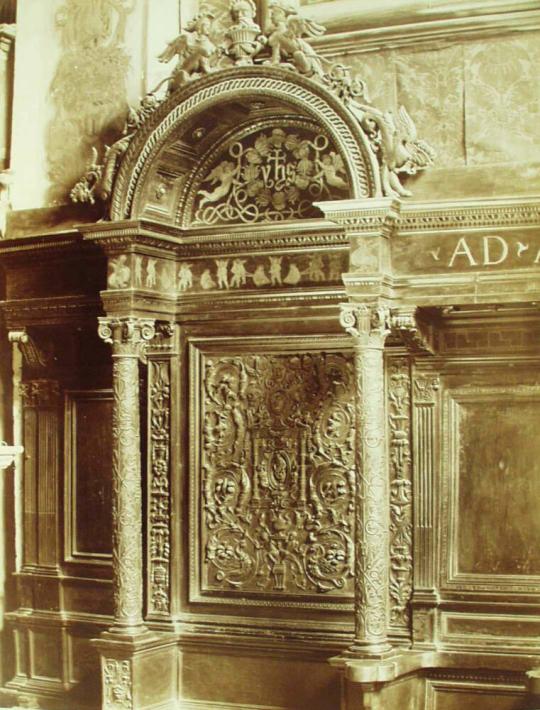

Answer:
[194,128,349,225]
[148,360,171,615]
[200,352,355,596]
[103,659,132,710]
[388,357,413,629]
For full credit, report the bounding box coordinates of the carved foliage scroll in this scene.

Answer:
[387,357,413,630]
[148,360,171,616]
[198,351,355,598]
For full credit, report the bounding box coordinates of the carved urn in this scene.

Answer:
[227,24,264,66]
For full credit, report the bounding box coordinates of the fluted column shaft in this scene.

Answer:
[341,304,392,656]
[99,317,155,633]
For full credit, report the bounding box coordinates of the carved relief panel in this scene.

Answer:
[186,119,352,226]
[190,341,356,606]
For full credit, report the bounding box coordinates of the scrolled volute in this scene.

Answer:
[98,317,156,360]
[340,303,391,348]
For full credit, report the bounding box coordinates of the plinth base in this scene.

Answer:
[92,630,177,710]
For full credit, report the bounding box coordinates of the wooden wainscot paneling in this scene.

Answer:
[20,379,62,570]
[440,382,540,598]
[441,612,540,651]
[64,390,113,567]
[29,627,63,682]
[425,679,526,710]
[189,336,356,613]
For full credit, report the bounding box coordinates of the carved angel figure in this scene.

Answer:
[315,152,348,191]
[198,161,239,208]
[266,1,325,77]
[158,6,218,94]
[351,102,435,197]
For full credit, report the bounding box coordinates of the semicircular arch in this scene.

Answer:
[111,66,381,223]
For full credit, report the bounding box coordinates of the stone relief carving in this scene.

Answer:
[266,1,325,76]
[69,1,434,212]
[148,360,171,615]
[388,357,413,629]
[194,127,349,225]
[199,352,355,596]
[49,0,134,204]
[103,658,132,710]
[71,94,161,205]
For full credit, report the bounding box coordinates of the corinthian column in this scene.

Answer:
[98,316,155,633]
[340,303,392,657]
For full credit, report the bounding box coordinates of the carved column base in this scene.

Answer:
[341,642,395,660]
[93,631,177,710]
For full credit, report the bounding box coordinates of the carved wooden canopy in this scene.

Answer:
[70,2,435,228]
[109,67,378,225]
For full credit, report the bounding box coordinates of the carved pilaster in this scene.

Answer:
[387,356,413,633]
[340,303,392,657]
[98,317,155,633]
[411,367,440,647]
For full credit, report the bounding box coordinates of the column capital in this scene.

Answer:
[340,303,391,349]
[98,317,155,359]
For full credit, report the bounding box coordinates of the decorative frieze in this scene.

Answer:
[19,379,61,407]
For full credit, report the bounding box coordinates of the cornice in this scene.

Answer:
[1,295,102,327]
[311,8,540,57]
[399,195,540,233]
